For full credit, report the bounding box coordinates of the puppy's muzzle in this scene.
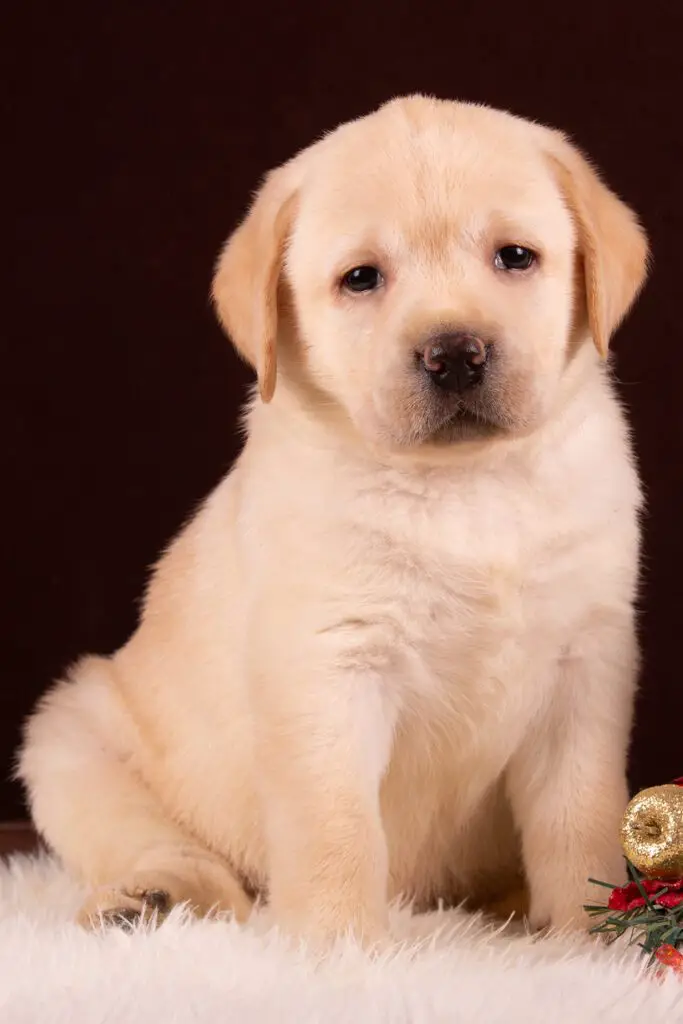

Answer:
[419,332,489,393]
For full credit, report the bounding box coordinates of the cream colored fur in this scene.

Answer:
[18,95,648,947]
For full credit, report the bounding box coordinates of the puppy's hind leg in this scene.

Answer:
[18,656,252,930]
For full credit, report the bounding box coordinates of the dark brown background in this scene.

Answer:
[2,4,681,820]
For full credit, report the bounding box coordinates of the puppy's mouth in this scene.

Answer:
[416,379,507,442]
[382,399,507,449]
[380,366,516,448]
[430,405,502,443]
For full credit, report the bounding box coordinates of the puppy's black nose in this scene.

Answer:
[421,333,489,392]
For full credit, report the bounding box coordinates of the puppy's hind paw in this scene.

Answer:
[78,886,172,932]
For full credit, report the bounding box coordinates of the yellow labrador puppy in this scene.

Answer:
[19,95,648,945]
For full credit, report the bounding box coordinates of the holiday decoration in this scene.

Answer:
[654,944,683,978]
[621,783,683,878]
[585,779,683,973]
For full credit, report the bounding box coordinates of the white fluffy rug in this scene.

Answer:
[1,853,682,1023]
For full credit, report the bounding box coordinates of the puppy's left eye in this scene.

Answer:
[341,265,384,293]
[494,246,536,271]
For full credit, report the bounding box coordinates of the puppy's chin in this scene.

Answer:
[429,410,504,444]
[370,409,506,450]
[351,383,536,451]
[406,399,511,447]
[404,384,544,447]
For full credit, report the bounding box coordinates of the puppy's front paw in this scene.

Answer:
[273,898,390,952]
[529,903,590,935]
[528,846,628,936]
[530,878,616,935]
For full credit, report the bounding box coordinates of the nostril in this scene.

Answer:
[422,344,449,376]
[460,337,488,368]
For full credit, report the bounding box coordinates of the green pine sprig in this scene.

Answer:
[585,859,683,964]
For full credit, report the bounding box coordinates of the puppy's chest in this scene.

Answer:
[354,481,585,764]
[363,475,587,664]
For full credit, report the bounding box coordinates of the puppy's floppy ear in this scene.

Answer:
[547,135,649,358]
[212,165,299,402]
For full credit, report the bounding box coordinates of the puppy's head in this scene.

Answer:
[213,96,648,447]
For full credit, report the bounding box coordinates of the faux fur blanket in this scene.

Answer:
[0,853,681,1023]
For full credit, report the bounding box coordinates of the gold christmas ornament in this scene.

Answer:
[620,784,683,878]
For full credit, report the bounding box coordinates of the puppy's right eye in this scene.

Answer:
[341,265,383,293]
